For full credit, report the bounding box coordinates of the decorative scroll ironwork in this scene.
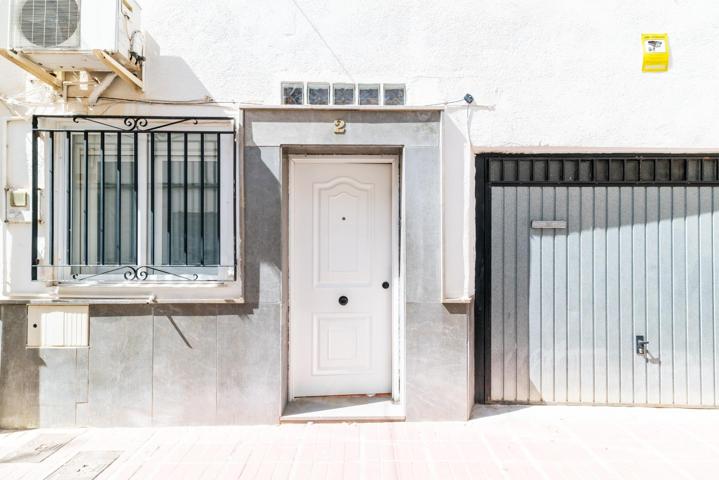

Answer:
[71,265,199,281]
[72,115,199,132]
[123,117,149,130]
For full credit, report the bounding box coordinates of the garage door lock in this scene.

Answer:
[636,335,649,356]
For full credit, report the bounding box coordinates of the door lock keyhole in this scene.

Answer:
[382,281,390,289]
[338,296,349,306]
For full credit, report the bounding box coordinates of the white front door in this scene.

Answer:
[290,158,393,397]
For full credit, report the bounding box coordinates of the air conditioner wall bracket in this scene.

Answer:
[0,48,144,94]
[0,48,62,91]
[93,50,144,91]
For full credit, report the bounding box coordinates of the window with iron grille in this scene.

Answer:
[31,116,238,284]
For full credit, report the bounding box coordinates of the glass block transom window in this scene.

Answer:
[281,82,405,106]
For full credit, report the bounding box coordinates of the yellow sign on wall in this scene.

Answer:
[642,33,669,72]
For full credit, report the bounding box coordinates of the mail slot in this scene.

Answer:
[531,220,567,229]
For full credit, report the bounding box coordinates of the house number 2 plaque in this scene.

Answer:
[334,119,346,134]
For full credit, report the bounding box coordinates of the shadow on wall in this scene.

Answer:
[91,33,229,116]
[494,185,718,233]
[242,146,281,305]
[0,34,283,427]
[0,305,42,428]
[470,403,532,420]
[0,73,284,430]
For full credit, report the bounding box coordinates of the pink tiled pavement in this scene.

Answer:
[1,405,719,479]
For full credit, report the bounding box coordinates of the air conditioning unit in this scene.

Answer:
[5,0,142,72]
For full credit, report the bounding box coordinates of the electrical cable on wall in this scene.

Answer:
[2,90,485,150]
[464,93,475,151]
[90,95,474,108]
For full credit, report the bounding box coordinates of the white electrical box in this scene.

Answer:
[3,0,142,72]
[4,188,32,223]
[27,305,89,348]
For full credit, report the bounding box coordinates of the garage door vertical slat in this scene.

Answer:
[580,188,595,402]
[503,187,518,401]
[541,187,556,401]
[593,187,608,403]
[645,187,661,404]
[490,187,505,401]
[659,187,675,405]
[672,187,688,405]
[566,187,582,403]
[619,188,635,403]
[699,187,715,405]
[606,187,622,403]
[516,187,531,402]
[686,187,702,405]
[528,187,543,403]
[553,187,569,403]
[633,187,648,404]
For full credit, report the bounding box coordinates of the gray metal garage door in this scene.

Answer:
[479,154,719,406]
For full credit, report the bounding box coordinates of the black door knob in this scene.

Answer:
[382,281,390,289]
[338,296,348,306]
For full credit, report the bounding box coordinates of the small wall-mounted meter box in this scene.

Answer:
[4,188,33,223]
[642,33,669,72]
[27,305,90,348]
[10,190,27,207]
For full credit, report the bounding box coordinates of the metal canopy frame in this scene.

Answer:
[31,115,238,283]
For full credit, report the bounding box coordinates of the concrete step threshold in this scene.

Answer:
[280,394,405,423]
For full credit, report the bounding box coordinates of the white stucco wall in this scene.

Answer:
[1,0,718,300]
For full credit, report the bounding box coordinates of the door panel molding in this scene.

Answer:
[288,154,401,401]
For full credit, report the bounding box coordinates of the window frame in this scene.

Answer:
[31,115,239,286]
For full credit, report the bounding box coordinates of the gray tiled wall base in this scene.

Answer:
[0,305,42,428]
[0,304,89,428]
[0,303,281,427]
[405,302,472,421]
[76,305,153,427]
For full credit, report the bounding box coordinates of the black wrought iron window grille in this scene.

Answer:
[31,115,238,283]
